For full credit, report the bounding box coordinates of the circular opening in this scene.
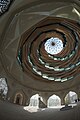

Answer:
[51,42,55,46]
[44,37,63,55]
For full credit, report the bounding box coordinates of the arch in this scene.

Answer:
[29,94,43,107]
[65,91,78,104]
[47,94,61,108]
[14,92,24,105]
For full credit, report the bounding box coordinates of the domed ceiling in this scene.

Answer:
[17,17,80,82]
[0,0,80,91]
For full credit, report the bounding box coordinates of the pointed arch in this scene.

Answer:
[65,91,78,104]
[29,94,39,107]
[47,94,61,108]
[14,93,23,105]
[29,94,43,107]
[13,90,27,105]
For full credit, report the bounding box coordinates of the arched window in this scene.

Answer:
[14,93,23,105]
[0,78,8,100]
[29,94,39,107]
[65,91,78,104]
[47,94,61,108]
[29,94,43,107]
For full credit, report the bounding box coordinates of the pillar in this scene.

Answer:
[61,97,65,105]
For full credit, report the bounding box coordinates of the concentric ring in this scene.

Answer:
[17,17,80,82]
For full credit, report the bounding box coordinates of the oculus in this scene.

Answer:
[44,37,63,55]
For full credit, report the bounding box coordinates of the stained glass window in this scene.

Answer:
[0,0,13,16]
[0,78,8,99]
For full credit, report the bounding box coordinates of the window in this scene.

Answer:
[0,78,8,99]
[0,0,13,16]
[65,91,78,104]
[47,95,61,108]
[29,94,43,107]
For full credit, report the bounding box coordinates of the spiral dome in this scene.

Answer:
[17,17,80,82]
[0,0,80,92]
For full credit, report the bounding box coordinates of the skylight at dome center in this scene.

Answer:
[44,37,63,55]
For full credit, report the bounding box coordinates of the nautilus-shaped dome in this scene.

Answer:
[17,17,80,82]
